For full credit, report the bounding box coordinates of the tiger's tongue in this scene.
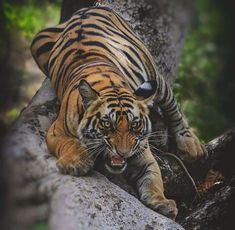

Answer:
[110,157,125,166]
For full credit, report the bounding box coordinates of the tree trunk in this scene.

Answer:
[3,1,233,230]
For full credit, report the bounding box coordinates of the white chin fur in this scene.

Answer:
[105,163,127,174]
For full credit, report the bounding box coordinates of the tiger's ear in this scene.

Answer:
[78,80,100,109]
[134,80,157,105]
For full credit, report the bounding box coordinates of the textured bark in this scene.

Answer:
[200,128,235,177]
[161,128,235,198]
[176,129,235,229]
[181,185,233,230]
[1,0,211,230]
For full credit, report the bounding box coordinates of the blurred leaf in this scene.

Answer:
[6,107,19,120]
[33,223,48,230]
[175,0,228,142]
[3,0,60,40]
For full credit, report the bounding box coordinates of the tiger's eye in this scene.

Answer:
[103,121,111,128]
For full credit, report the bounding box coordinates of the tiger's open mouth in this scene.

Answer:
[105,155,127,174]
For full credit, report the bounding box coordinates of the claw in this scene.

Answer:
[56,157,94,176]
[148,199,178,220]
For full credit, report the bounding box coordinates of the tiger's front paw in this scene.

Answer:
[56,153,94,176]
[147,198,178,220]
[175,129,206,161]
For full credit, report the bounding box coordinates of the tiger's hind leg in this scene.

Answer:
[30,22,67,76]
[126,146,178,220]
[152,76,206,161]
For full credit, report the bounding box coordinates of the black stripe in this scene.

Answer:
[82,23,109,33]
[179,130,190,136]
[90,80,101,87]
[85,31,105,37]
[122,66,138,85]
[87,12,112,21]
[160,84,169,104]
[55,64,66,93]
[106,97,118,102]
[121,103,134,109]
[156,75,163,95]
[31,34,51,47]
[63,21,82,34]
[75,51,115,65]
[55,48,76,90]
[164,103,178,114]
[85,116,93,129]
[107,103,119,108]
[104,93,119,97]
[96,18,118,30]
[61,38,78,49]
[114,12,134,35]
[82,40,112,53]
[49,31,69,57]
[35,41,54,57]
[43,63,48,74]
[120,97,134,103]
[48,55,57,70]
[114,15,155,74]
[104,26,140,49]
[170,117,183,124]
[102,74,111,78]
[100,86,113,92]
[131,67,145,82]
[163,96,175,110]
[64,90,78,138]
[132,162,155,184]
[122,50,142,70]
[43,27,64,33]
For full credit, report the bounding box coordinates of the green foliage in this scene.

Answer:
[175,0,228,141]
[33,223,48,230]
[3,0,60,40]
[6,107,20,120]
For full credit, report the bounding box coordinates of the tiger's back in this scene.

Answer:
[31,6,157,99]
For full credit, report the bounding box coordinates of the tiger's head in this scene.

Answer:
[77,79,157,174]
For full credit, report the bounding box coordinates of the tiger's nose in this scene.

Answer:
[116,148,129,157]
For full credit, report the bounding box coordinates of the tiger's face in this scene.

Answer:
[77,80,156,174]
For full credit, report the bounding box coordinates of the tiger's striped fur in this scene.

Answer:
[31,6,205,219]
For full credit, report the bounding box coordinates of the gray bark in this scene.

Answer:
[1,0,195,229]
[181,185,233,230]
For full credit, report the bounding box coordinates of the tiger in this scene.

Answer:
[31,5,205,220]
